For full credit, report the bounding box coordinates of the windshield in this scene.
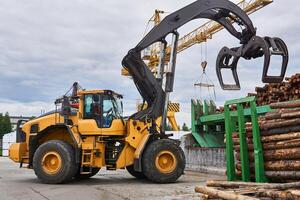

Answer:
[112,95,123,118]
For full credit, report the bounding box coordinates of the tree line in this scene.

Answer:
[165,122,190,131]
[0,112,12,139]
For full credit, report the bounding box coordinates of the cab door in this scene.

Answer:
[101,94,126,136]
[78,93,103,135]
[77,93,126,136]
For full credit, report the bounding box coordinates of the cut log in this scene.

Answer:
[236,160,300,171]
[195,186,259,200]
[236,147,300,161]
[234,139,300,151]
[256,189,294,199]
[206,180,300,190]
[259,118,300,131]
[270,100,300,109]
[233,133,300,145]
[261,132,300,143]
[265,171,300,180]
[260,125,300,136]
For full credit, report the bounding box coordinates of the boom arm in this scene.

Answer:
[122,0,288,133]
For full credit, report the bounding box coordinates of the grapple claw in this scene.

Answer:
[216,36,288,90]
[261,37,288,83]
[216,46,241,90]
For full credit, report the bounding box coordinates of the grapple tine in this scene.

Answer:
[216,47,241,90]
[262,37,289,83]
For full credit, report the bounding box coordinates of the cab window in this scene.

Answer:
[83,94,94,119]
[83,94,102,127]
[102,94,122,128]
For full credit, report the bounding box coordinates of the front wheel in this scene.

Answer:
[33,140,77,184]
[142,139,185,183]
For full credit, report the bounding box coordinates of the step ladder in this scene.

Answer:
[80,149,94,174]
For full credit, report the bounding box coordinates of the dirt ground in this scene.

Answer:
[0,157,225,200]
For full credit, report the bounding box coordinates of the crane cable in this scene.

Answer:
[194,42,216,101]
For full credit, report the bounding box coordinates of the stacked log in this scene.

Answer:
[233,100,300,181]
[195,180,300,200]
[248,73,300,106]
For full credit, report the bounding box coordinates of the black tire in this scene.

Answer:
[74,167,100,179]
[33,140,77,184]
[126,164,146,179]
[142,139,185,183]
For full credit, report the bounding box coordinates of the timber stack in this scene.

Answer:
[248,73,300,106]
[233,99,300,181]
[195,180,300,200]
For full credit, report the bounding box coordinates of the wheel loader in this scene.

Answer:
[8,0,288,184]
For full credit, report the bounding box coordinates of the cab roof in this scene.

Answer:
[77,90,123,98]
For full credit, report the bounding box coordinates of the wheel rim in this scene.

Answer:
[155,150,177,174]
[42,151,62,175]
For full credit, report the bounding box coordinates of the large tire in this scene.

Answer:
[74,167,100,179]
[33,140,77,184]
[126,164,146,179]
[142,139,185,183]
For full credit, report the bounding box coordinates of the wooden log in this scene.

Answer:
[265,171,300,180]
[236,160,300,171]
[234,139,300,151]
[233,132,300,144]
[264,112,281,120]
[200,194,209,200]
[236,147,300,161]
[245,118,300,132]
[236,170,300,180]
[261,132,300,143]
[259,118,300,131]
[265,109,300,120]
[195,186,259,200]
[260,125,300,136]
[206,180,300,190]
[256,189,294,199]
[270,100,300,109]
[289,190,300,197]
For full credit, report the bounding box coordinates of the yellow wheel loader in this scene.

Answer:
[9,0,288,184]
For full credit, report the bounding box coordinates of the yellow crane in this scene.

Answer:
[122,0,273,131]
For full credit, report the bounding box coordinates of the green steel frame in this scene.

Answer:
[224,96,268,182]
[191,98,272,148]
[191,99,225,147]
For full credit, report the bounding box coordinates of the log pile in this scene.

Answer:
[233,100,300,181]
[195,180,300,200]
[248,73,300,106]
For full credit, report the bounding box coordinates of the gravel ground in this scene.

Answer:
[0,157,225,200]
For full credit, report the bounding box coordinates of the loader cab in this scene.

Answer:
[77,90,126,135]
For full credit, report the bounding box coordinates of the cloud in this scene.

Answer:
[0,0,299,127]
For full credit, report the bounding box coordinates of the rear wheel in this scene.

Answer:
[126,164,146,179]
[33,140,77,184]
[74,167,100,179]
[142,139,185,183]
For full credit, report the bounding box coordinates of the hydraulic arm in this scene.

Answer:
[122,0,288,132]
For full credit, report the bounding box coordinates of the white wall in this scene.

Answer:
[167,131,189,140]
[2,132,16,156]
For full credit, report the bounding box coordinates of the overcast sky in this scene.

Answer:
[0,0,299,127]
